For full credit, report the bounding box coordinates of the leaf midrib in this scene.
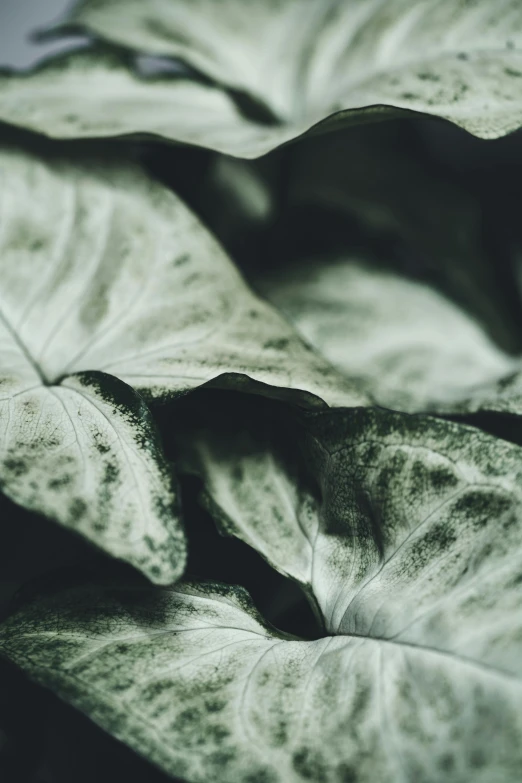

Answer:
[0,304,50,385]
[10,616,521,686]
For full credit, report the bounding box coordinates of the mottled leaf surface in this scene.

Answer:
[258,258,521,414]
[179,406,522,641]
[38,0,522,156]
[0,371,183,583]
[172,408,522,777]
[0,48,292,158]
[0,143,366,578]
[2,561,522,782]
[303,408,522,641]
[176,409,318,594]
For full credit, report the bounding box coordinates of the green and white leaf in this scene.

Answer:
[1,370,184,583]
[302,407,522,638]
[1,142,364,407]
[0,48,292,158]
[1,143,365,407]
[258,257,521,415]
[0,142,367,576]
[176,408,319,596]
[173,410,522,776]
[20,0,521,157]
[2,507,522,783]
[179,403,522,631]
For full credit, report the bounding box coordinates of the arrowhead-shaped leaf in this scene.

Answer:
[171,410,522,775]
[2,535,522,782]
[178,404,522,638]
[1,141,366,578]
[0,142,363,408]
[258,257,522,416]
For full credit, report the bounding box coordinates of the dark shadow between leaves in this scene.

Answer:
[180,474,322,641]
[439,411,522,450]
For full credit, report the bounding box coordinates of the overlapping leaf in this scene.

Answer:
[1,1,522,156]
[3,407,522,781]
[1,370,184,584]
[2,3,522,778]
[179,404,522,614]
[0,48,289,158]
[1,144,364,406]
[286,126,521,351]
[257,256,522,416]
[66,0,522,139]
[0,141,366,580]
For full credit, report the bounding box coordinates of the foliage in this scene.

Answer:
[1,2,522,781]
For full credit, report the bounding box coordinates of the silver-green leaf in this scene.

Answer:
[176,408,318,596]
[0,142,366,578]
[0,48,290,158]
[0,142,363,408]
[26,0,522,156]
[258,257,521,415]
[1,370,184,583]
[178,405,522,640]
[1,566,521,782]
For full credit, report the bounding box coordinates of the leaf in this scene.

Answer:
[41,0,522,153]
[257,256,522,415]
[172,410,522,775]
[177,404,522,638]
[2,558,522,782]
[4,408,522,779]
[304,407,522,640]
[176,404,319,597]
[0,48,292,158]
[1,371,184,584]
[0,141,365,408]
[2,3,522,156]
[0,141,366,577]
[287,125,522,353]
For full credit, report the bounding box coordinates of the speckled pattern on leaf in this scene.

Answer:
[60,406,522,780]
[0,142,366,581]
[178,406,522,639]
[0,143,364,406]
[0,370,185,583]
[2,549,522,782]
[2,0,519,156]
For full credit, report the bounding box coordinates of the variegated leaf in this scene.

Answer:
[258,257,521,415]
[1,141,366,579]
[1,562,521,782]
[1,2,521,156]
[1,370,184,583]
[178,405,522,639]
[0,142,363,407]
